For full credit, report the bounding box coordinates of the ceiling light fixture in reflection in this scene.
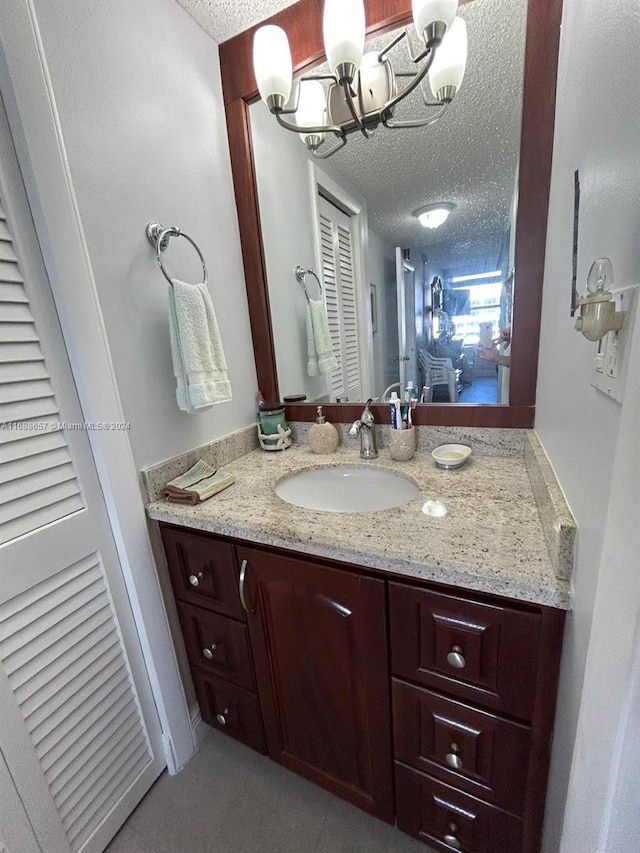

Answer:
[415,202,456,229]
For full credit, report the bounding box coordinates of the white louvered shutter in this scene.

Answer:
[0,203,84,545]
[317,196,362,402]
[0,96,164,853]
[0,747,41,853]
[319,205,344,401]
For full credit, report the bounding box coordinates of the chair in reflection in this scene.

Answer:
[419,350,459,403]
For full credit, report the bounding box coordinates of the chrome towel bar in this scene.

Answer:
[146,222,208,287]
[295,265,322,303]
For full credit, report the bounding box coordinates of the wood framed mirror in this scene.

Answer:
[219,0,562,428]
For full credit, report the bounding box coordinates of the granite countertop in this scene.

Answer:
[147,445,571,610]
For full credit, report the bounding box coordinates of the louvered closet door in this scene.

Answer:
[0,748,41,853]
[0,96,164,853]
[318,196,362,402]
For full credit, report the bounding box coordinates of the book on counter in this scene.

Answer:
[163,460,235,505]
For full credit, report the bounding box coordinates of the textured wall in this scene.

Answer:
[368,230,397,398]
[29,0,257,469]
[250,99,327,403]
[535,0,640,848]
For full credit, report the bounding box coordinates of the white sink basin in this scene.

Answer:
[275,465,419,513]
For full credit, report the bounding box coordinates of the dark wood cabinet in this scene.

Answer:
[236,545,394,823]
[159,524,564,853]
[392,679,531,815]
[191,669,264,752]
[161,526,244,619]
[160,525,266,751]
[177,602,255,690]
[390,583,541,721]
[389,581,565,853]
[395,764,524,853]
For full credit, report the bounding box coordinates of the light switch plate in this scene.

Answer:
[591,284,638,403]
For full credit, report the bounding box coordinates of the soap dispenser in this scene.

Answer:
[308,405,339,454]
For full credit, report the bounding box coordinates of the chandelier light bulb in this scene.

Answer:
[253,25,293,105]
[429,17,468,100]
[255,0,468,158]
[296,80,327,145]
[323,0,365,81]
[412,0,459,43]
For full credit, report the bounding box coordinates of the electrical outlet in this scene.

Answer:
[594,337,605,374]
[591,284,638,403]
[605,331,620,378]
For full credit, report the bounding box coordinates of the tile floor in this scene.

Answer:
[106,728,436,853]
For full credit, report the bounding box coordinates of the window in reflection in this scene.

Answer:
[450,281,503,346]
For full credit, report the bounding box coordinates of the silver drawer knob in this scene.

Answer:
[445,743,463,770]
[444,823,461,850]
[202,644,217,660]
[447,645,466,669]
[188,572,203,587]
[215,707,229,726]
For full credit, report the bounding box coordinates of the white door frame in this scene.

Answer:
[0,0,194,772]
[308,161,373,399]
[396,250,416,393]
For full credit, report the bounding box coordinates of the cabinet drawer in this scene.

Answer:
[177,602,255,690]
[192,670,265,753]
[161,526,243,619]
[395,763,523,853]
[392,679,531,816]
[389,583,541,720]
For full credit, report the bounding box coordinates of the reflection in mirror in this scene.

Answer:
[250,0,526,407]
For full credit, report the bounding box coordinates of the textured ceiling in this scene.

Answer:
[174,0,297,44]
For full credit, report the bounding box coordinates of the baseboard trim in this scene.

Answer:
[190,704,208,749]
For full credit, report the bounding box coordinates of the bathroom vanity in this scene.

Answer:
[149,443,570,853]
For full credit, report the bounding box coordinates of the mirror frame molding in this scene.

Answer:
[219,0,563,428]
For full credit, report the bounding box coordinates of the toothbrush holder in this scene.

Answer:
[389,427,416,462]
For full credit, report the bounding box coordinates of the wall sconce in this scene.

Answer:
[253,0,468,159]
[574,258,625,342]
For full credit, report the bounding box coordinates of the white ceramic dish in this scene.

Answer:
[431,444,472,469]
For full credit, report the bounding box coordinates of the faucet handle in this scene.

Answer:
[360,399,375,427]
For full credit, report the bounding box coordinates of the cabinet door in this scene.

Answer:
[238,546,394,823]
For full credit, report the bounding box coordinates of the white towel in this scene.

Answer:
[168,280,232,413]
[306,297,338,377]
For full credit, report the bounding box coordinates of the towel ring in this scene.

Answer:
[295,265,322,303]
[146,222,208,288]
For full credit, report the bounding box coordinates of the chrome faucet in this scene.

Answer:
[349,399,378,459]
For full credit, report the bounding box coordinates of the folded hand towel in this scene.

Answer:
[168,280,232,413]
[163,460,235,504]
[306,297,338,377]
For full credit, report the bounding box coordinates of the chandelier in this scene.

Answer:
[252,0,468,159]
